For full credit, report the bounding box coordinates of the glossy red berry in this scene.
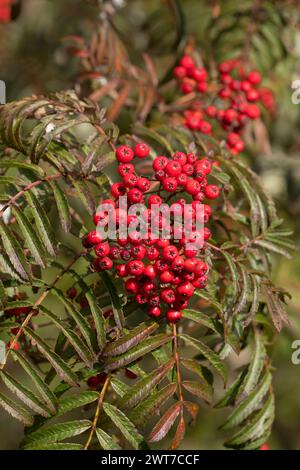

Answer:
[162,177,178,192]
[205,184,220,199]
[67,287,77,299]
[166,310,182,323]
[134,142,150,158]
[148,306,161,317]
[116,145,134,163]
[86,230,102,246]
[176,281,195,298]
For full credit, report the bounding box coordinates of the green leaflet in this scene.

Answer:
[180,333,227,382]
[49,180,71,232]
[103,322,159,357]
[100,271,125,329]
[104,334,172,371]
[0,391,34,427]
[0,218,30,279]
[11,350,57,414]
[22,420,92,446]
[39,306,95,367]
[0,371,52,418]
[24,190,57,256]
[52,288,95,350]
[221,370,272,430]
[130,383,177,427]
[121,358,175,409]
[23,327,79,387]
[103,402,143,450]
[13,206,46,267]
[56,392,99,417]
[23,442,83,450]
[182,309,220,334]
[96,428,121,450]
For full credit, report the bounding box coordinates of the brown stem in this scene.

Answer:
[0,173,62,218]
[84,374,111,450]
[172,324,184,406]
[0,250,85,370]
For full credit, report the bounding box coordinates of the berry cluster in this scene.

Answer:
[83,143,220,323]
[174,55,275,154]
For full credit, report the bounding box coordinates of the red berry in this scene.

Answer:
[160,270,175,284]
[172,151,187,166]
[246,89,259,102]
[259,443,270,451]
[118,163,134,177]
[148,194,162,206]
[131,245,146,260]
[136,177,150,192]
[134,142,150,158]
[247,71,261,85]
[180,55,195,69]
[125,278,139,293]
[144,265,157,279]
[166,310,182,323]
[148,306,161,317]
[185,179,201,196]
[116,264,128,277]
[161,288,176,304]
[162,245,178,261]
[162,177,178,192]
[67,287,77,299]
[128,188,143,203]
[205,184,220,200]
[123,173,138,188]
[116,145,134,163]
[176,281,195,298]
[245,104,260,119]
[165,161,182,177]
[153,156,168,171]
[128,260,145,276]
[174,66,187,79]
[86,230,102,246]
[111,182,126,198]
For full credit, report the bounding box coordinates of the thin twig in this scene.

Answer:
[84,374,111,450]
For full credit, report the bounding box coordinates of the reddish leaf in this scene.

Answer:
[170,416,185,450]
[148,402,181,443]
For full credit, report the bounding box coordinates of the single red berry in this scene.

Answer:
[182,163,194,176]
[93,256,113,271]
[185,179,201,196]
[125,278,139,293]
[148,306,161,317]
[162,245,178,261]
[166,310,182,323]
[146,246,159,261]
[94,242,110,258]
[245,104,260,119]
[204,227,211,240]
[125,369,138,379]
[153,156,168,171]
[194,260,208,277]
[136,177,150,192]
[198,120,212,134]
[181,78,196,94]
[162,177,178,192]
[165,160,182,177]
[86,230,102,246]
[149,295,160,307]
[205,184,220,199]
[118,163,134,177]
[247,71,261,85]
[123,173,138,188]
[128,260,145,276]
[180,55,195,69]
[128,188,143,203]
[67,287,77,299]
[197,82,208,93]
[176,281,195,298]
[184,258,197,273]
[187,153,198,165]
[246,89,259,102]
[161,288,176,304]
[116,145,134,163]
[111,182,126,198]
[223,108,238,123]
[134,142,150,158]
[259,443,270,451]
[135,293,148,304]
[160,270,175,284]
[174,66,187,79]
[205,106,217,118]
[87,372,107,389]
[193,275,208,289]
[148,194,162,206]
[192,66,207,82]
[172,256,185,272]
[131,245,146,260]
[172,151,187,166]
[116,264,128,277]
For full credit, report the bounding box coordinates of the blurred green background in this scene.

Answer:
[0,0,300,450]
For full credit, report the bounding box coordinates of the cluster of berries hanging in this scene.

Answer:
[173,55,275,155]
[83,143,220,323]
